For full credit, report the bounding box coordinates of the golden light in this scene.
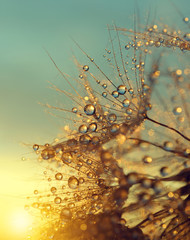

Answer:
[10,209,32,233]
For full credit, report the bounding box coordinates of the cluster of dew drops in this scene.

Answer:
[24,12,190,240]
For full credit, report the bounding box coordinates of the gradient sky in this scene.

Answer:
[0,0,189,239]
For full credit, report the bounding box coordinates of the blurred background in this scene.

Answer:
[0,0,189,239]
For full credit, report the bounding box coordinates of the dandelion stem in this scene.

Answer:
[145,115,190,142]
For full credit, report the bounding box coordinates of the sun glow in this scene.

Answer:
[10,209,32,233]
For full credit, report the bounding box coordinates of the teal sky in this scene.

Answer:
[0,0,189,239]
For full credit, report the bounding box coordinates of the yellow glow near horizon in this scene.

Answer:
[10,209,32,233]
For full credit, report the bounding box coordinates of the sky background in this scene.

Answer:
[0,0,189,239]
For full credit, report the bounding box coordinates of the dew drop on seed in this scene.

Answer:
[55,172,63,180]
[183,17,189,23]
[54,197,62,204]
[79,124,88,133]
[173,106,182,115]
[68,176,79,189]
[83,65,89,71]
[163,141,173,151]
[72,107,78,113]
[183,33,190,41]
[60,208,72,221]
[126,108,133,115]
[142,156,152,164]
[110,123,120,133]
[33,144,39,151]
[62,152,72,164]
[128,88,134,94]
[51,187,57,193]
[122,99,130,107]
[108,113,117,122]
[41,148,55,160]
[160,167,170,176]
[112,91,119,98]
[79,177,85,184]
[88,122,97,132]
[79,134,91,144]
[102,92,107,98]
[117,85,127,95]
[84,104,95,115]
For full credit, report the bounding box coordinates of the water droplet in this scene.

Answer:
[142,156,152,164]
[84,104,95,115]
[163,141,173,151]
[112,91,119,98]
[117,85,126,95]
[102,92,107,98]
[126,108,133,115]
[33,144,39,151]
[108,113,117,122]
[55,172,63,180]
[88,122,97,132]
[72,107,78,113]
[79,124,88,133]
[122,99,130,107]
[41,148,55,160]
[60,208,72,221]
[54,197,62,204]
[68,176,79,189]
[173,107,182,115]
[62,152,72,164]
[51,187,57,193]
[83,65,89,71]
[79,134,91,144]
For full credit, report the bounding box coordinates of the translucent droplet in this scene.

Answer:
[55,173,63,180]
[102,84,107,89]
[72,107,78,113]
[33,144,39,151]
[102,92,107,98]
[86,159,92,165]
[54,197,62,204]
[34,190,38,195]
[173,107,182,115]
[163,141,173,151]
[108,113,117,122]
[84,104,95,115]
[117,85,126,95]
[88,122,97,132]
[160,167,170,176]
[79,134,91,144]
[142,156,152,164]
[41,148,55,160]
[112,91,119,98]
[50,187,57,194]
[128,88,134,94]
[62,152,72,164]
[87,172,93,178]
[110,124,119,133]
[125,45,130,50]
[79,74,83,79]
[60,208,72,221]
[68,176,79,189]
[79,124,88,133]
[122,99,130,107]
[79,177,85,184]
[83,65,89,71]
[126,108,133,115]
[183,17,189,23]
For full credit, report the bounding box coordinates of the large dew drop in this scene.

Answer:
[68,176,79,189]
[84,104,96,115]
